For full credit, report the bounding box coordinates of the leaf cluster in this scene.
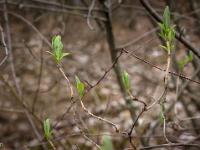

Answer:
[158,6,176,53]
[43,118,52,140]
[47,35,70,64]
[178,51,193,72]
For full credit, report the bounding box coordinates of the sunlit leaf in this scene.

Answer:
[75,76,85,98]
[61,53,70,60]
[43,118,52,140]
[52,35,63,52]
[163,6,170,28]
[159,6,176,52]
[122,70,130,91]
[47,35,70,64]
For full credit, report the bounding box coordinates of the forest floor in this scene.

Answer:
[0,1,200,150]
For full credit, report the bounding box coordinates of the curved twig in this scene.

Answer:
[140,0,200,59]
[0,25,8,66]
[87,0,96,30]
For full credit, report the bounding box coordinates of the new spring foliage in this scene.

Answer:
[101,135,113,150]
[158,6,176,53]
[122,70,130,92]
[178,51,193,71]
[75,76,85,98]
[48,35,70,64]
[43,118,52,140]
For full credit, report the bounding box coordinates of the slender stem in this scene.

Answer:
[58,65,74,99]
[80,99,119,132]
[48,140,56,150]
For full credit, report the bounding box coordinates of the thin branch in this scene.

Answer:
[0,75,42,125]
[32,46,44,113]
[87,0,96,30]
[0,9,51,47]
[31,0,104,12]
[80,99,119,132]
[127,92,147,149]
[58,64,74,99]
[140,0,200,59]
[140,143,200,149]
[0,75,46,149]
[116,27,158,49]
[0,3,106,21]
[3,0,22,97]
[124,48,200,85]
[53,99,76,129]
[0,24,8,66]
[90,49,125,89]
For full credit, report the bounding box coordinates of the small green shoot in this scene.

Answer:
[47,35,70,64]
[178,51,193,72]
[100,135,113,150]
[75,76,85,98]
[159,103,165,124]
[43,118,52,140]
[122,70,130,92]
[158,6,176,53]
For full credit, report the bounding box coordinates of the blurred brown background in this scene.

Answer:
[0,0,200,149]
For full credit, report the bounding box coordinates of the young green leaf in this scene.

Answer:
[47,35,70,64]
[75,76,85,98]
[188,51,193,62]
[159,6,176,53]
[62,52,70,58]
[178,51,193,72]
[159,102,165,124]
[43,118,52,140]
[122,70,130,92]
[101,135,113,150]
[163,6,170,29]
[159,110,165,124]
[52,35,63,52]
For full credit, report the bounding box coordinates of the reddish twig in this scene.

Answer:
[127,92,147,149]
[124,48,200,85]
[89,49,125,89]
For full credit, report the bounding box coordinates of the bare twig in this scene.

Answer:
[90,49,125,89]
[140,143,200,149]
[58,64,74,99]
[0,25,8,66]
[99,0,137,126]
[116,27,159,49]
[32,46,44,113]
[0,75,46,149]
[125,49,200,85]
[0,9,51,47]
[0,3,106,22]
[80,99,119,132]
[3,1,22,97]
[127,92,147,149]
[87,0,96,30]
[53,99,76,129]
[72,108,102,150]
